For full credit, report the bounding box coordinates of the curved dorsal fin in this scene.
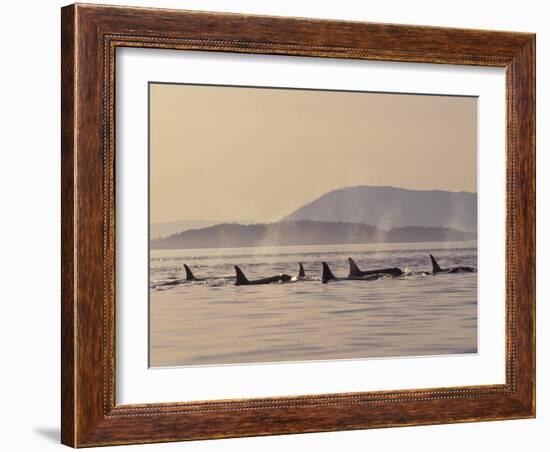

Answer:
[234,265,249,285]
[348,257,362,277]
[322,262,336,283]
[429,254,442,273]
[298,263,305,278]
[184,264,197,281]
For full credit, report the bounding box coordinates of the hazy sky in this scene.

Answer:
[150,83,477,224]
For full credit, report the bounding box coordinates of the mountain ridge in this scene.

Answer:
[282,185,477,232]
[150,219,257,239]
[150,220,476,250]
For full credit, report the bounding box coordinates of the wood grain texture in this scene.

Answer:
[60,3,536,447]
[60,5,76,447]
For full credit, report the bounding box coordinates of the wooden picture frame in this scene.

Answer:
[61,3,535,447]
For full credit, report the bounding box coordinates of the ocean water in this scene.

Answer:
[149,241,477,367]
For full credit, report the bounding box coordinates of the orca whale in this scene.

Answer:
[184,264,199,281]
[151,264,202,287]
[234,265,293,286]
[348,257,403,278]
[429,254,476,275]
[298,263,305,278]
[322,261,381,284]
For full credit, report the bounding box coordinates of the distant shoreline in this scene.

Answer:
[150,220,476,250]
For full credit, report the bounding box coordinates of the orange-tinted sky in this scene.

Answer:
[150,83,477,223]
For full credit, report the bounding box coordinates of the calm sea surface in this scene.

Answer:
[149,241,477,367]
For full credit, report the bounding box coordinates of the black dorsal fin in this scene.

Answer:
[429,254,442,274]
[234,265,249,285]
[298,263,305,278]
[184,264,197,281]
[348,257,362,277]
[322,262,336,283]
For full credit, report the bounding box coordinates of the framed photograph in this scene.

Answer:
[61,4,535,447]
